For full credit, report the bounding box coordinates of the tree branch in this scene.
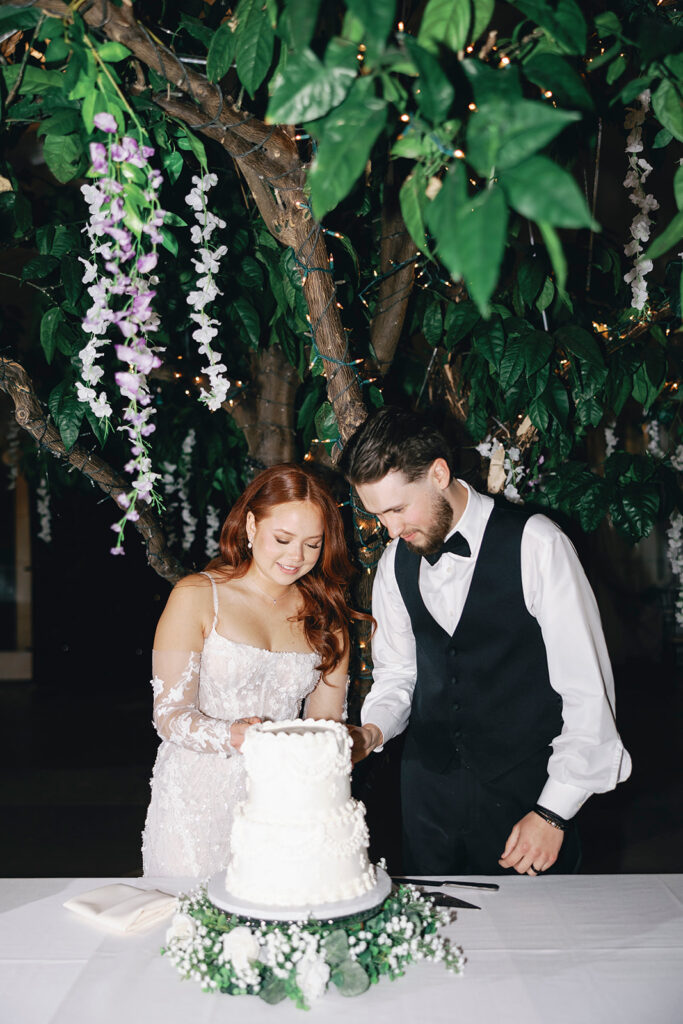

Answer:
[0,357,187,583]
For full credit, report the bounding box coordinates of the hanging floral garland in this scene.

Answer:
[622,91,659,312]
[184,173,231,411]
[36,472,51,544]
[77,112,168,554]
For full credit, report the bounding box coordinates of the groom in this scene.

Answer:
[342,407,631,876]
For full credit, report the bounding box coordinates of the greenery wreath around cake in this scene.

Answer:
[162,877,465,1009]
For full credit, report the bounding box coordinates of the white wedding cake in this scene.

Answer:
[225,719,377,907]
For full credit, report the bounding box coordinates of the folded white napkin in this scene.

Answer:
[64,883,177,934]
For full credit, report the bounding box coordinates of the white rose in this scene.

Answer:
[295,954,330,1004]
[165,912,195,945]
[222,926,260,971]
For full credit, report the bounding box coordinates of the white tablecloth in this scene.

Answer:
[1,875,682,1023]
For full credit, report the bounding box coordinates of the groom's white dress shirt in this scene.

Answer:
[361,481,632,820]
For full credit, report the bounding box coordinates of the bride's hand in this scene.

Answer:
[229,717,262,752]
[347,724,383,764]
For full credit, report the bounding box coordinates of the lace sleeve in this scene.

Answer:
[151,649,235,756]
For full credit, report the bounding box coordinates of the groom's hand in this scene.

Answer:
[347,724,383,764]
[498,812,564,875]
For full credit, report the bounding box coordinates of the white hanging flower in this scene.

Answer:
[184,173,231,410]
[666,510,683,632]
[205,504,221,558]
[623,91,656,311]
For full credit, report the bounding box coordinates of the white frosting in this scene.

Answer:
[225,719,377,906]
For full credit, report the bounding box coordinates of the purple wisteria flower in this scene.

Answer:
[78,116,168,554]
[94,112,118,133]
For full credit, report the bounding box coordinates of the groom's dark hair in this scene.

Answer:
[339,406,454,485]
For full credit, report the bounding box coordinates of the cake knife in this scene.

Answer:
[391,876,499,892]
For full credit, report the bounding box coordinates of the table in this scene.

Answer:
[1,875,682,1023]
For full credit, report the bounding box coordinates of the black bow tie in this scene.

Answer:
[423,531,471,565]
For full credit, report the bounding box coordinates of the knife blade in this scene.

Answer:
[427,893,480,910]
[391,876,499,892]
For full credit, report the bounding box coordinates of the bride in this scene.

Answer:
[142,463,363,877]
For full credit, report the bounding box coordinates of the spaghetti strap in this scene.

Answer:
[199,571,219,629]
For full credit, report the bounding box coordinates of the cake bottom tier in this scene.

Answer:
[225,800,376,906]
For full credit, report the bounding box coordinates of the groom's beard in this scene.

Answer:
[402,493,454,556]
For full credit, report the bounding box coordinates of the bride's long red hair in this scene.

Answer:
[205,464,368,676]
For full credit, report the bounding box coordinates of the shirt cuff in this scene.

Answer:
[360,707,400,752]
[537,778,591,820]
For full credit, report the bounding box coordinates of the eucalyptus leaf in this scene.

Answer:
[322,929,349,966]
[330,958,370,997]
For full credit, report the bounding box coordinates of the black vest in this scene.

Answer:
[395,503,563,779]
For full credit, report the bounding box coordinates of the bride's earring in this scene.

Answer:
[247,540,252,549]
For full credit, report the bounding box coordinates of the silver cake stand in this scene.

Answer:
[207,866,392,922]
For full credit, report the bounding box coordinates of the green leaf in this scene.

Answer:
[267,46,356,124]
[500,156,597,229]
[22,255,59,281]
[632,349,665,410]
[307,81,387,219]
[538,221,567,296]
[231,296,261,348]
[331,958,370,997]
[404,37,455,123]
[433,183,508,315]
[207,19,237,82]
[314,400,339,451]
[467,98,580,175]
[418,0,471,55]
[160,226,178,257]
[40,308,63,364]
[606,54,626,85]
[0,6,40,31]
[545,373,569,426]
[523,330,554,374]
[444,300,480,347]
[84,407,109,446]
[528,393,549,431]
[499,334,526,389]
[61,257,83,307]
[675,167,683,211]
[536,276,555,311]
[179,13,215,48]
[555,325,603,366]
[345,0,396,54]
[522,54,593,111]
[517,258,545,308]
[176,124,207,169]
[644,211,683,261]
[424,161,468,275]
[234,0,275,97]
[48,382,85,452]
[2,65,64,96]
[43,133,83,183]
[594,12,621,37]
[471,0,494,43]
[423,300,443,345]
[472,314,505,369]
[652,79,683,143]
[97,41,131,62]
[400,170,428,252]
[511,0,587,55]
[609,484,659,543]
[162,150,184,185]
[283,0,323,50]
[44,37,71,63]
[653,128,673,150]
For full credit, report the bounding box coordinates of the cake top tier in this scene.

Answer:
[241,719,352,782]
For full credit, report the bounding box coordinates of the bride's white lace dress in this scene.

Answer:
[142,574,320,877]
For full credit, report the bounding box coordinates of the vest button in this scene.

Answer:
[448,648,457,659]
[453,702,460,711]
[451,675,458,685]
